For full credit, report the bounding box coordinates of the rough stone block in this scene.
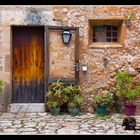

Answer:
[4,54,10,73]
[9,103,45,113]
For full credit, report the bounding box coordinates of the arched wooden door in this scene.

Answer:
[12,26,44,103]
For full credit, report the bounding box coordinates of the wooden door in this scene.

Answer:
[12,27,44,103]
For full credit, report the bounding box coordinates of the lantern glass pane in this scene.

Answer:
[63,34,70,44]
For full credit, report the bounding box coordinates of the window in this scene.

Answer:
[93,25,118,42]
[88,18,126,48]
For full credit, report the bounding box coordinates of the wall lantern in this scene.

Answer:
[61,30,72,45]
[124,16,132,27]
[125,19,131,27]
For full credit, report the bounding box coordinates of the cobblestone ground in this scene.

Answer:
[0,113,140,135]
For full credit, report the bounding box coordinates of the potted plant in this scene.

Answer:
[64,85,82,116]
[46,80,64,116]
[115,71,140,116]
[92,93,114,116]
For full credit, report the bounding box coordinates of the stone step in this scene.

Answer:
[8,103,45,113]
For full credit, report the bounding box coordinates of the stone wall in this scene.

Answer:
[49,30,75,79]
[0,5,140,114]
[0,25,11,111]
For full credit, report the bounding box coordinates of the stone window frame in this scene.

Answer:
[88,18,126,48]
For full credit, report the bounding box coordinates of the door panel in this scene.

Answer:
[12,27,44,103]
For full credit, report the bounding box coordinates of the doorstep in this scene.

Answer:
[8,103,45,113]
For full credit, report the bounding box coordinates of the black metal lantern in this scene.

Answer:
[61,30,72,45]
[124,16,132,27]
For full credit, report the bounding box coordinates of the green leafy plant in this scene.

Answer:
[46,80,65,110]
[115,71,140,104]
[64,85,82,108]
[47,100,58,109]
[68,94,82,108]
[46,81,82,116]
[92,93,114,108]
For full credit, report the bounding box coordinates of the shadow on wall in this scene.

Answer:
[0,82,11,112]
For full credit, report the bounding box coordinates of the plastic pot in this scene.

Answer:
[124,104,136,116]
[50,108,60,116]
[96,106,106,116]
[68,108,80,116]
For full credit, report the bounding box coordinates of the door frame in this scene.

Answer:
[45,26,79,92]
[10,25,79,104]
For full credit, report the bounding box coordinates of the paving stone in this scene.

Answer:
[78,131,93,134]
[19,132,39,135]
[7,125,23,129]
[18,128,36,132]
[57,128,78,134]
[80,124,91,129]
[0,132,18,135]
[40,130,55,135]
[23,122,37,128]
[0,113,16,119]
[37,122,46,127]
[4,128,17,133]
[60,123,79,130]
[0,122,13,127]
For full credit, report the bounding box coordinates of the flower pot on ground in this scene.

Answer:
[64,85,82,116]
[46,80,65,116]
[49,107,61,116]
[124,104,136,116]
[68,107,80,116]
[47,100,61,116]
[92,93,114,116]
[96,106,106,116]
[115,71,140,116]
[122,89,139,116]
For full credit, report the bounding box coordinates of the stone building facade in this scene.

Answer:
[0,5,140,114]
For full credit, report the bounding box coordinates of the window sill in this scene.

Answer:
[88,42,123,49]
